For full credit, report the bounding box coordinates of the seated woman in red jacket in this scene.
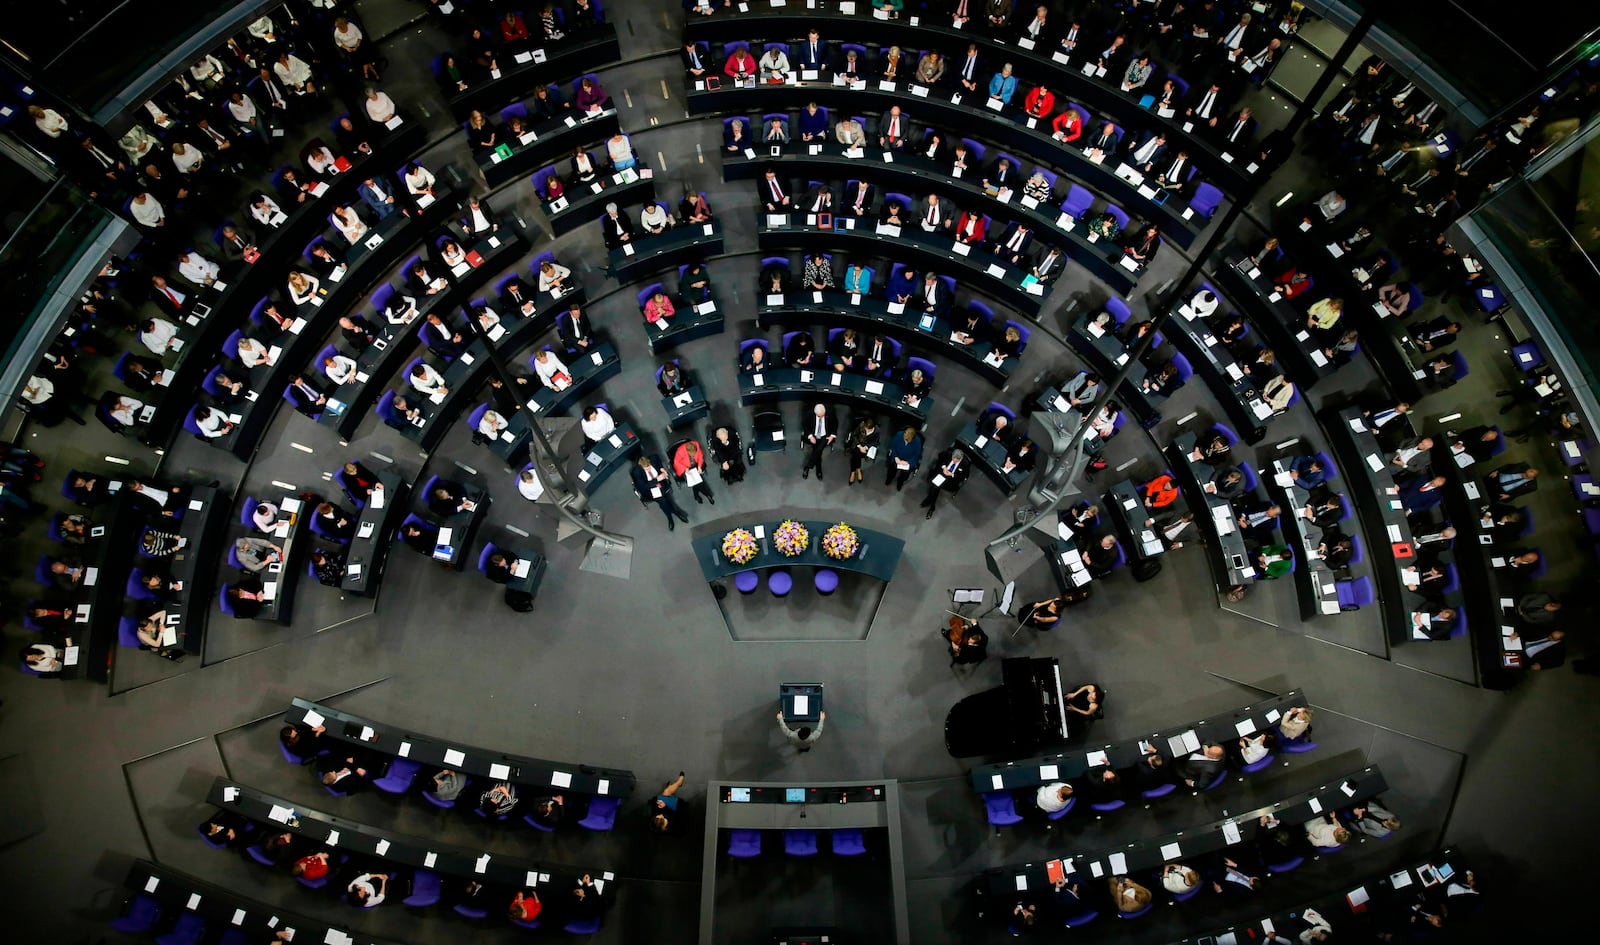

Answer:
[509,888,542,922]
[1141,472,1180,509]
[672,440,715,505]
[1052,107,1083,142]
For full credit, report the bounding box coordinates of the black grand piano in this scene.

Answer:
[944,657,1070,758]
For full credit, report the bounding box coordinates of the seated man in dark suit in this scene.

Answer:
[401,521,440,555]
[225,574,267,618]
[1081,765,1125,806]
[842,179,875,216]
[785,331,817,367]
[318,748,380,793]
[314,501,357,540]
[338,461,380,503]
[1175,742,1227,788]
[800,403,838,479]
[977,408,1015,444]
[484,552,515,584]
[920,446,970,518]
[280,721,327,763]
[285,374,327,417]
[500,276,539,317]
[1484,463,1538,501]
[426,479,477,517]
[1399,474,1448,514]
[758,168,791,212]
[423,312,467,358]
[1084,533,1120,577]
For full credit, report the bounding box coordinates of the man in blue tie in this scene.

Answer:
[796,29,827,72]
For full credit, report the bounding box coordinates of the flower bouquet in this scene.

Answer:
[722,528,758,565]
[773,519,810,556]
[822,523,860,560]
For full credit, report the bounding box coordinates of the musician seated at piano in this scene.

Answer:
[1064,683,1104,732]
[1175,742,1227,788]
[1034,781,1073,813]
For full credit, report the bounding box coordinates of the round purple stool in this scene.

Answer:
[734,571,760,594]
[769,570,792,596]
[814,569,839,594]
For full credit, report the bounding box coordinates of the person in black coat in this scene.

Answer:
[558,304,596,350]
[401,521,439,555]
[920,447,970,517]
[225,573,266,619]
[426,480,473,518]
[631,454,689,529]
[599,202,634,248]
[708,427,745,483]
[484,552,515,584]
[800,403,839,479]
[313,501,356,541]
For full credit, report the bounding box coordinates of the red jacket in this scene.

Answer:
[955,212,988,244]
[1025,87,1056,117]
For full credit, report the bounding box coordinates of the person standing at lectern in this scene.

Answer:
[777,710,826,753]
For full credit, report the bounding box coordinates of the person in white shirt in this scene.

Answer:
[348,873,388,908]
[250,193,283,227]
[463,197,496,234]
[177,252,220,287]
[404,163,435,195]
[1035,782,1073,812]
[190,54,228,88]
[20,374,54,406]
[478,409,509,437]
[247,15,276,41]
[287,270,320,306]
[384,294,419,324]
[517,468,546,501]
[409,362,448,395]
[226,92,259,127]
[440,241,466,269]
[580,405,615,441]
[1316,190,1346,220]
[364,87,397,124]
[274,53,316,93]
[606,133,636,171]
[473,306,501,333]
[331,205,367,244]
[1189,289,1220,319]
[532,348,571,389]
[29,106,69,138]
[170,142,205,175]
[108,395,145,427]
[334,17,379,79]
[1239,732,1271,764]
[537,260,571,294]
[140,318,180,353]
[323,354,358,386]
[236,336,274,368]
[639,202,672,233]
[758,46,791,80]
[129,192,165,228]
[194,406,234,438]
[305,145,337,176]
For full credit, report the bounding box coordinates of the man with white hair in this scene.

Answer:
[800,403,838,480]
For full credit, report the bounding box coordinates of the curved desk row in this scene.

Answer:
[1167,296,1281,444]
[756,290,1014,387]
[573,422,644,495]
[223,493,310,626]
[145,484,228,666]
[758,219,1045,316]
[122,861,403,945]
[971,689,1307,793]
[1102,478,1166,564]
[61,495,143,682]
[202,208,425,460]
[692,519,905,583]
[487,344,625,467]
[682,4,1254,193]
[1060,316,1157,425]
[954,422,1028,495]
[416,482,491,573]
[206,778,614,896]
[544,170,655,237]
[1265,458,1355,621]
[738,368,931,429]
[1434,451,1515,688]
[607,222,726,282]
[444,26,622,119]
[1320,406,1423,647]
[1273,218,1423,403]
[1167,431,1256,590]
[338,472,409,598]
[142,122,428,450]
[1212,258,1341,392]
[984,765,1388,895]
[316,225,529,440]
[474,107,621,191]
[725,142,1139,295]
[647,295,726,354]
[289,697,635,798]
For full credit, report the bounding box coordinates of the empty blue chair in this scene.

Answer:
[815,569,839,593]
[983,790,1024,829]
[117,616,141,649]
[1510,340,1544,371]
[1198,768,1228,792]
[374,757,420,794]
[1061,183,1094,219]
[728,829,762,857]
[404,870,441,906]
[831,828,866,855]
[1090,798,1125,813]
[109,894,163,933]
[1334,575,1373,611]
[1140,782,1176,801]
[454,902,489,919]
[734,571,759,593]
[1442,563,1461,594]
[579,796,621,832]
[1449,351,1469,381]
[769,569,792,597]
[1266,852,1304,873]
[245,844,276,866]
[156,912,207,945]
[1188,183,1223,219]
[1062,904,1101,927]
[524,809,557,832]
[785,830,819,856]
[564,916,602,935]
